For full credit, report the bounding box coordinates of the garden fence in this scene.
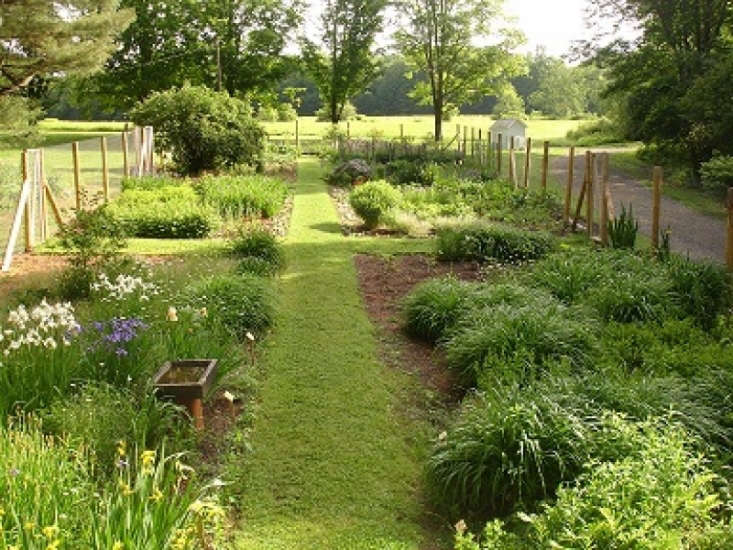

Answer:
[1,126,155,272]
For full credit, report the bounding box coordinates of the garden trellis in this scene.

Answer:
[1,126,155,272]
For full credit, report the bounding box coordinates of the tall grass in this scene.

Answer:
[196,174,288,219]
[403,277,474,342]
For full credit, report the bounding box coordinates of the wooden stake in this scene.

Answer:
[45,185,64,227]
[727,188,733,272]
[72,142,82,211]
[497,133,503,175]
[564,146,575,225]
[122,131,130,178]
[524,137,532,188]
[400,123,404,139]
[22,150,31,252]
[2,179,32,272]
[40,149,47,240]
[572,152,590,232]
[542,141,550,190]
[463,126,468,157]
[478,129,483,165]
[587,152,595,239]
[600,153,610,246]
[101,137,110,202]
[471,127,475,158]
[295,119,300,157]
[190,398,204,430]
[509,136,515,186]
[652,166,663,249]
[347,121,351,139]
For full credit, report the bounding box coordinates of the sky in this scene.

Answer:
[504,0,591,57]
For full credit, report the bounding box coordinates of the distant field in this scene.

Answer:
[263,115,589,142]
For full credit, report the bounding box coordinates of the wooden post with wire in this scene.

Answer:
[470,128,475,158]
[496,133,502,175]
[587,152,595,239]
[478,129,483,166]
[727,188,733,272]
[101,137,110,202]
[122,131,130,178]
[524,137,532,188]
[600,153,610,246]
[509,136,516,186]
[542,141,550,190]
[72,142,82,211]
[652,166,663,249]
[295,119,300,157]
[22,150,31,252]
[572,151,590,232]
[463,126,468,157]
[39,149,48,241]
[564,146,575,225]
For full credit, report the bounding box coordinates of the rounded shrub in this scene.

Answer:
[228,226,284,273]
[403,277,473,342]
[349,180,402,229]
[186,273,274,337]
[130,85,265,175]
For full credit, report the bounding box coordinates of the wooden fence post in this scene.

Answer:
[542,141,550,190]
[21,150,31,252]
[470,128,475,158]
[652,166,663,249]
[564,146,575,225]
[509,136,515,186]
[600,153,610,246]
[463,126,468,157]
[478,129,483,165]
[72,142,82,210]
[295,119,300,157]
[400,123,404,139]
[347,121,351,140]
[524,137,532,188]
[727,188,733,272]
[587,152,595,239]
[101,137,110,202]
[122,131,129,178]
[39,149,47,241]
[496,133,503,175]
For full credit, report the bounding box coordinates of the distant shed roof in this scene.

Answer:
[490,118,528,131]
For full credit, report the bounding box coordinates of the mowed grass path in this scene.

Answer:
[235,159,438,549]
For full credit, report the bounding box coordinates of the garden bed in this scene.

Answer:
[354,253,481,397]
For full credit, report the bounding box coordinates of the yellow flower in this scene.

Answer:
[118,479,134,496]
[112,542,125,550]
[42,525,59,539]
[149,488,164,503]
[24,521,35,531]
[199,307,208,317]
[46,540,61,550]
[141,450,156,474]
[117,440,126,457]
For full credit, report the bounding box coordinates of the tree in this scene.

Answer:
[395,0,525,141]
[493,84,525,119]
[0,0,134,96]
[584,0,733,180]
[301,0,388,124]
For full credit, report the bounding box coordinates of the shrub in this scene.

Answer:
[403,277,474,342]
[565,118,625,147]
[43,383,190,477]
[326,159,372,187]
[701,154,733,194]
[109,186,217,238]
[667,256,731,330]
[186,273,274,337]
[349,180,402,229]
[130,85,265,175]
[386,160,437,186]
[316,100,358,121]
[427,388,594,519]
[487,421,725,548]
[228,226,284,274]
[436,223,555,264]
[196,174,288,219]
[444,299,596,385]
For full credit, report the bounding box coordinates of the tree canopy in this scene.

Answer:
[301,0,387,124]
[395,0,525,141]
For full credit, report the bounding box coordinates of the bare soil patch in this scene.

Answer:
[354,254,481,399]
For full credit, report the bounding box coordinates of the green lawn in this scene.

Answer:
[231,159,444,549]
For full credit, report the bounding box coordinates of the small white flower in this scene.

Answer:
[246,332,255,342]
[223,391,236,403]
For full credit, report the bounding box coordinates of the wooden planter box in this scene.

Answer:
[153,359,219,429]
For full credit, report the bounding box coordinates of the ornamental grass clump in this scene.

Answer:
[442,285,596,385]
[196,174,288,219]
[436,223,555,264]
[349,180,402,229]
[228,225,284,275]
[403,277,474,342]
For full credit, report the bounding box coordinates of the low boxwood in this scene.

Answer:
[436,223,555,263]
[349,180,402,229]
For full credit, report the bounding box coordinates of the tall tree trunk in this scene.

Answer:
[434,109,442,142]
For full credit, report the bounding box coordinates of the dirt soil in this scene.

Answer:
[0,253,67,300]
[354,254,481,399]
[551,151,726,263]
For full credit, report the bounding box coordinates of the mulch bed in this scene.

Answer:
[354,254,482,398]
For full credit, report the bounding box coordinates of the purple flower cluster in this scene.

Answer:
[88,318,148,357]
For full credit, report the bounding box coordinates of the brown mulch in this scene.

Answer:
[0,253,67,299]
[354,254,482,399]
[198,393,246,464]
